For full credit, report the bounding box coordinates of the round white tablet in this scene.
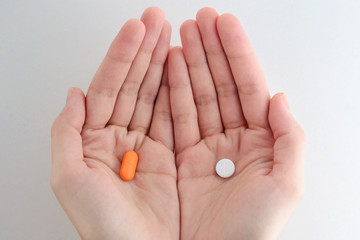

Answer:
[216,159,235,178]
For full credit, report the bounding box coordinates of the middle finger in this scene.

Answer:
[108,7,165,127]
[180,20,223,138]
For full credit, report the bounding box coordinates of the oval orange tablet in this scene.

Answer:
[120,150,138,181]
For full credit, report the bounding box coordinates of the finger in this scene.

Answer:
[269,93,305,190]
[108,7,165,126]
[129,20,171,133]
[148,63,174,150]
[84,19,145,130]
[180,20,223,137]
[196,8,247,129]
[217,14,270,129]
[51,88,86,171]
[168,47,200,153]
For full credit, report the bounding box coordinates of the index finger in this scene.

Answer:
[217,14,270,129]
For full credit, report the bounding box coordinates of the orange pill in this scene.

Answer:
[120,150,138,181]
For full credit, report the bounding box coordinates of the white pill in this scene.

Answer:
[216,159,235,178]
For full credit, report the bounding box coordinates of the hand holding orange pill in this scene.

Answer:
[51,7,179,240]
[120,150,138,181]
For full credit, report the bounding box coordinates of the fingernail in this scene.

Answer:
[66,88,73,105]
[282,93,290,110]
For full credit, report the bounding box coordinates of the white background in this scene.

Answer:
[1,0,360,239]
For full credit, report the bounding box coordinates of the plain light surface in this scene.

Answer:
[1,0,360,239]
[216,159,235,178]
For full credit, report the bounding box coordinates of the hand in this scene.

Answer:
[51,7,179,240]
[168,7,305,240]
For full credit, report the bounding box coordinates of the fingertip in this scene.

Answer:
[123,18,146,38]
[217,13,242,34]
[69,87,85,98]
[142,6,165,20]
[196,7,219,22]
[55,87,86,133]
[138,7,166,54]
[180,20,197,39]
[195,8,223,55]
[180,19,196,31]
[141,7,165,31]
[216,13,253,58]
[196,7,219,34]
[109,19,145,60]
[268,93,289,133]
[218,13,239,23]
[270,93,291,115]
[269,93,305,141]
[168,46,184,60]
[66,87,85,105]
[271,92,285,105]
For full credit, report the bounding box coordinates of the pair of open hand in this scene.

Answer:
[51,7,305,240]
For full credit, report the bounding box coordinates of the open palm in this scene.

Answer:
[51,8,179,240]
[51,7,305,240]
[168,8,305,240]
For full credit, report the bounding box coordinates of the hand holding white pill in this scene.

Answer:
[170,7,305,240]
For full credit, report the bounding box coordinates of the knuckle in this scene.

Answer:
[150,58,165,66]
[130,124,147,134]
[140,46,154,56]
[216,82,238,98]
[237,78,260,96]
[205,47,224,57]
[173,111,197,124]
[154,109,172,122]
[187,58,207,68]
[120,80,140,96]
[106,52,133,64]
[138,91,156,104]
[200,122,223,136]
[227,48,255,61]
[88,85,118,98]
[194,94,217,106]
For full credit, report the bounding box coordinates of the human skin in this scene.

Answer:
[51,6,305,240]
[168,7,305,240]
[51,7,179,240]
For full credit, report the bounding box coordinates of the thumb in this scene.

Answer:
[268,93,306,189]
[51,87,86,172]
